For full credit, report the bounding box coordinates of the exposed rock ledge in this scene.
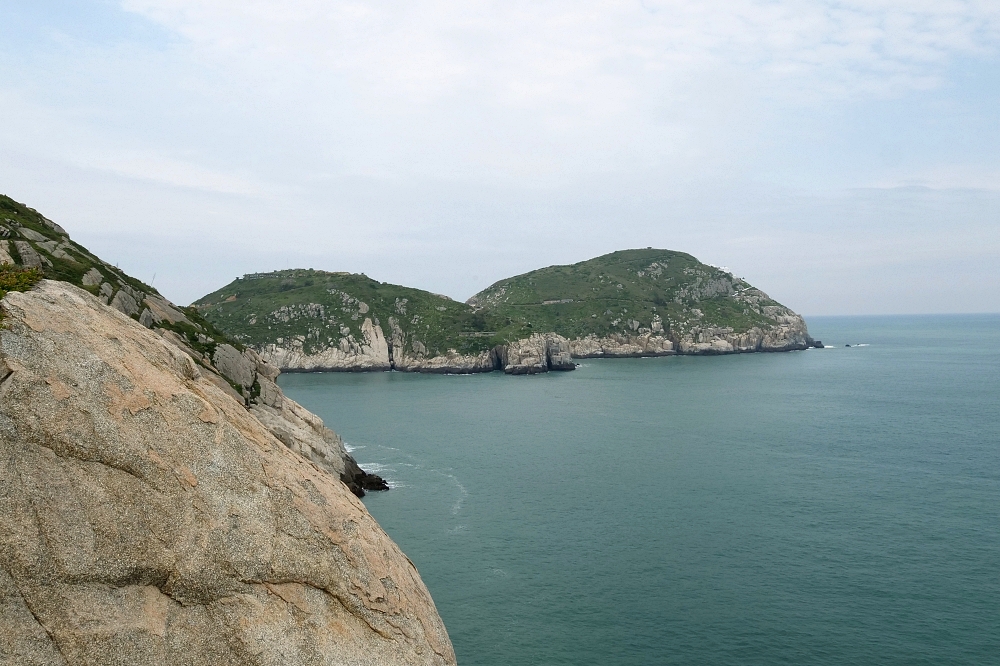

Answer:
[159,323,386,496]
[0,281,455,665]
[258,312,812,375]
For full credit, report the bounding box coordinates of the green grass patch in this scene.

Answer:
[0,265,43,322]
[0,265,43,299]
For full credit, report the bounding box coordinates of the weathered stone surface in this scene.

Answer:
[34,240,76,262]
[262,317,391,372]
[118,284,145,304]
[138,308,155,328]
[257,374,282,407]
[143,295,189,325]
[674,307,810,353]
[213,343,256,390]
[250,395,351,479]
[99,283,113,303]
[0,281,455,665]
[16,227,48,243]
[0,567,67,665]
[255,358,281,381]
[0,241,13,266]
[544,334,575,370]
[36,216,67,235]
[110,289,140,317]
[12,241,44,269]
[393,348,497,374]
[569,333,675,358]
[81,268,103,286]
[497,333,575,374]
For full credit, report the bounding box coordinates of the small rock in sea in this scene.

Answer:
[845,344,851,347]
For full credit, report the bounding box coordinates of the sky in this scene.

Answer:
[1,0,998,314]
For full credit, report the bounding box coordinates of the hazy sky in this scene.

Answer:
[2,1,998,314]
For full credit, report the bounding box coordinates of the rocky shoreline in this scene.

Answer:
[257,311,817,375]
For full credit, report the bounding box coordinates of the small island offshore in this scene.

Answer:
[193,250,821,375]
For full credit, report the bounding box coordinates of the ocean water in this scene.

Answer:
[279,315,1000,665]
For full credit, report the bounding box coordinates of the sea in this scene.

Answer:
[278,315,1000,665]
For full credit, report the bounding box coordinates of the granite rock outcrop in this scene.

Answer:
[262,317,391,372]
[569,333,675,358]
[392,348,497,374]
[497,333,575,374]
[0,281,455,665]
[0,194,386,493]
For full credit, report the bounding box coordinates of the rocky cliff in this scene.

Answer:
[0,194,384,494]
[467,249,814,359]
[0,280,455,665]
[196,250,815,375]
[193,270,501,374]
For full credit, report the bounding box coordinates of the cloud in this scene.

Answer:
[122,1,1000,101]
[107,0,1000,189]
[1,1,998,312]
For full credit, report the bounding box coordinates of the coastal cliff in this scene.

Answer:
[0,194,384,494]
[0,280,455,665]
[196,250,814,374]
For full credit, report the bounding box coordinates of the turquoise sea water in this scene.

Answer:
[279,315,1000,665]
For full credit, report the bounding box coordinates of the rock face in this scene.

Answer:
[569,333,675,358]
[0,281,455,665]
[262,317,392,372]
[154,331,385,496]
[497,334,575,374]
[392,348,497,374]
[674,308,811,353]
[0,194,388,494]
[566,308,811,357]
[254,309,808,374]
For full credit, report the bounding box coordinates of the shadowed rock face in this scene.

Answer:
[0,281,455,666]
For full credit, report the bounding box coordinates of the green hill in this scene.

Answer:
[194,270,504,359]
[194,249,812,373]
[467,248,791,342]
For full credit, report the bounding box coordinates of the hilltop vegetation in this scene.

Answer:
[195,249,807,367]
[194,270,503,358]
[0,194,252,396]
[468,248,787,341]
[1,195,153,300]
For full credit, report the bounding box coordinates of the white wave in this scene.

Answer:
[825,345,836,348]
[856,343,870,347]
[434,471,468,515]
[451,479,468,515]
[356,462,392,475]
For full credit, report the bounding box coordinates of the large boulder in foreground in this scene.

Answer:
[0,281,455,665]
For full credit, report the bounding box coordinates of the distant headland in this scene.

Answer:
[193,249,819,375]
